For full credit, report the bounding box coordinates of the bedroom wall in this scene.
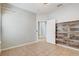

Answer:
[2,4,36,49]
[36,14,50,20]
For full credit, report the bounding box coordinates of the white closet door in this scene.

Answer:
[0,4,1,53]
[46,19,55,44]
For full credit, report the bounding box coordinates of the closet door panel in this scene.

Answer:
[0,4,2,54]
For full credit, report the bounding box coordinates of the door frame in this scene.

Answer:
[36,20,47,41]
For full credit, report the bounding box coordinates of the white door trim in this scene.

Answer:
[46,19,56,44]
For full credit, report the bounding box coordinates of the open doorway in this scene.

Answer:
[37,21,47,40]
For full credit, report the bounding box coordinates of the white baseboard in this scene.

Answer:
[57,44,79,51]
[2,40,79,52]
[2,40,42,51]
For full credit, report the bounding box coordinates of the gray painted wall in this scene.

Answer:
[2,4,36,49]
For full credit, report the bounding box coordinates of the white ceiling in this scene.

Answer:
[10,3,60,14]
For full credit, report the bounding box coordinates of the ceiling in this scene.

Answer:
[10,3,61,14]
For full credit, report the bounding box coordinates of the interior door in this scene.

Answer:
[46,19,55,44]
